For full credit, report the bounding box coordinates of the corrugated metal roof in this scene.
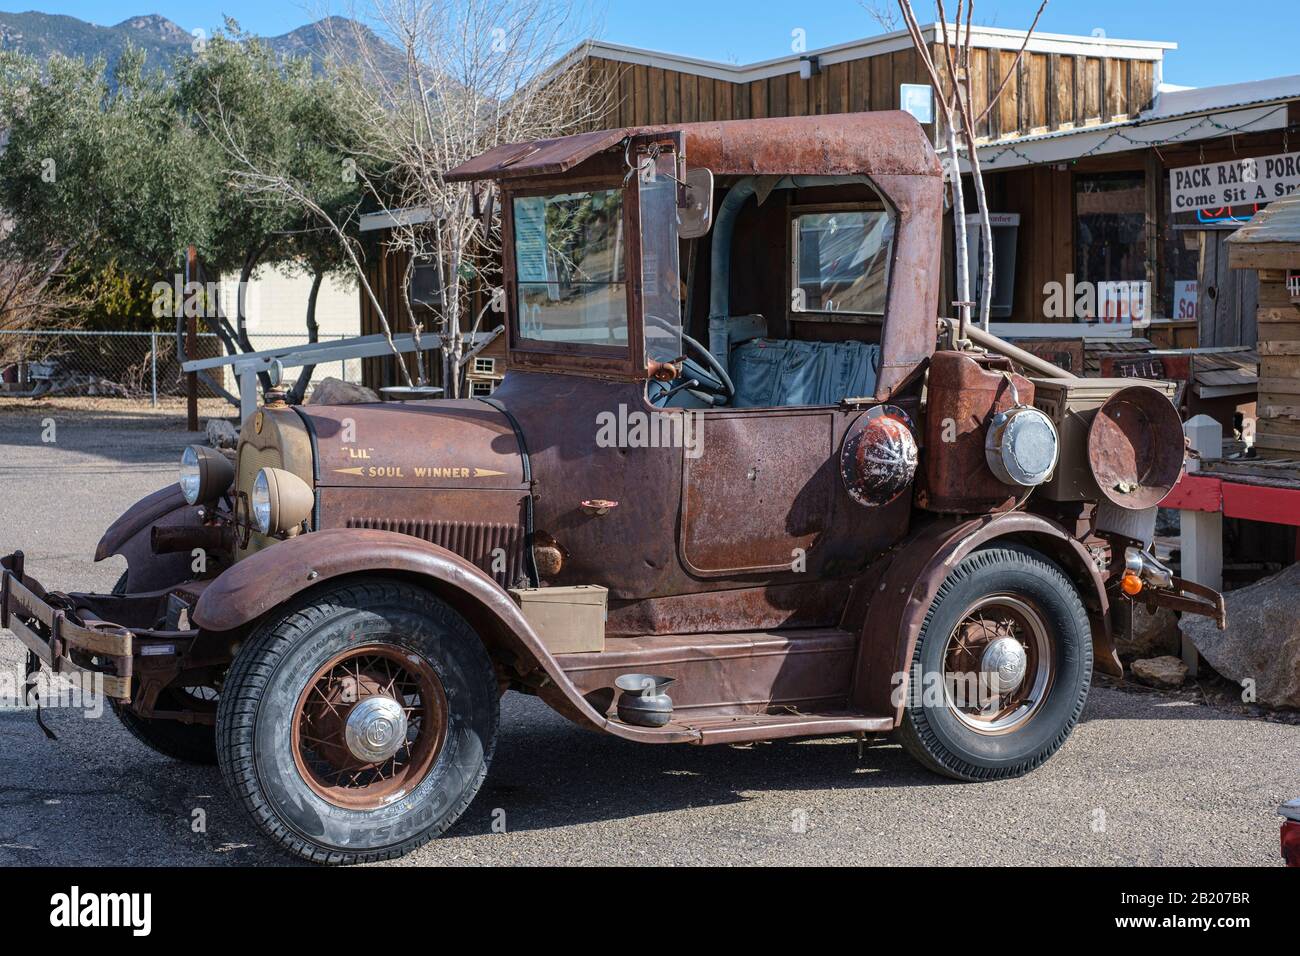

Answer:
[1228,193,1300,246]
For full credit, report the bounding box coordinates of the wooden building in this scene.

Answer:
[1229,195,1300,457]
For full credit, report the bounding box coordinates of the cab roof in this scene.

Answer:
[443,111,942,184]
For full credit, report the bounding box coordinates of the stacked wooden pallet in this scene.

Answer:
[1228,196,1300,459]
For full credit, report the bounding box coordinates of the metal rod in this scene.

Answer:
[942,318,1077,379]
[150,331,158,408]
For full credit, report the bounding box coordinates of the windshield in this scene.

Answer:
[512,189,627,347]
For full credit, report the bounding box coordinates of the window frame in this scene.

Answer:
[787,201,895,325]
[503,173,644,380]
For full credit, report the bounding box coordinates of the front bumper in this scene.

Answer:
[1,551,205,704]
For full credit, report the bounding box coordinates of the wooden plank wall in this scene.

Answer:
[1254,271,1300,457]
[586,49,1156,143]
[996,165,1075,323]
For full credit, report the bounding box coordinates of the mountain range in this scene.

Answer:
[0,11,402,77]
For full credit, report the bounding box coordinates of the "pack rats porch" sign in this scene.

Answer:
[1170,151,1300,211]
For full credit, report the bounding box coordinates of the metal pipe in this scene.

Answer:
[942,318,1076,380]
[707,177,757,369]
[151,524,233,557]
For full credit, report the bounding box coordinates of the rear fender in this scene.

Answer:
[95,484,208,592]
[189,528,695,742]
[851,513,1118,724]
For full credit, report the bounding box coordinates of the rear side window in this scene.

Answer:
[791,209,894,316]
[513,189,627,347]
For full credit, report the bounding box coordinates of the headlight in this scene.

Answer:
[251,467,314,536]
[985,406,1058,487]
[179,445,234,506]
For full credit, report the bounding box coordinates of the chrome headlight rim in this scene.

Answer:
[251,469,274,535]
[250,466,314,537]
[986,406,1059,488]
[179,444,234,506]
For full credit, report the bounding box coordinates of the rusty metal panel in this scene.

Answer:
[301,400,527,490]
[556,628,857,719]
[916,350,1033,514]
[443,127,631,182]
[680,410,835,575]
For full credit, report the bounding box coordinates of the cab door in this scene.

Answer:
[679,403,913,581]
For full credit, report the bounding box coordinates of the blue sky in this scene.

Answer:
[2,0,1294,88]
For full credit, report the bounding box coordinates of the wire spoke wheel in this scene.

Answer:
[291,645,448,810]
[941,593,1054,735]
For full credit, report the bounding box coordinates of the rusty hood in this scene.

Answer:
[299,400,527,491]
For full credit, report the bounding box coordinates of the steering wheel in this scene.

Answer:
[645,315,735,405]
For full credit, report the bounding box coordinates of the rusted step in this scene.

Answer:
[558,628,859,721]
[603,709,894,745]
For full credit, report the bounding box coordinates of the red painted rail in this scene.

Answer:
[1163,472,1300,527]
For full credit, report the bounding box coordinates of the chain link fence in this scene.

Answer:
[0,329,364,405]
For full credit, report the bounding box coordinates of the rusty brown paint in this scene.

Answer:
[917,350,1035,514]
[1087,385,1186,510]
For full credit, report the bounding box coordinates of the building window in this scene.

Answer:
[1075,173,1146,287]
[473,357,495,376]
[471,380,495,397]
[409,257,442,308]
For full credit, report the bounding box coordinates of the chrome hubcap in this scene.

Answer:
[981,636,1028,694]
[344,696,408,763]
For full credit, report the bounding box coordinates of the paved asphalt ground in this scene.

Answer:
[1,405,1296,866]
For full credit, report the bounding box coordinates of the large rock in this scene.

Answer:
[1114,603,1182,661]
[308,377,379,405]
[205,418,239,449]
[1131,656,1188,688]
[1182,563,1300,709]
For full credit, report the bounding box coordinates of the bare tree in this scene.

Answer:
[894,0,1047,338]
[318,0,614,396]
[0,245,78,368]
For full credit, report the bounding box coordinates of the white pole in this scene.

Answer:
[1181,414,1224,677]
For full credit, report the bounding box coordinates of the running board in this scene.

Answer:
[604,710,894,745]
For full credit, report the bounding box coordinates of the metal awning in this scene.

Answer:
[443,128,630,183]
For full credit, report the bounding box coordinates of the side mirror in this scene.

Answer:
[678,167,714,239]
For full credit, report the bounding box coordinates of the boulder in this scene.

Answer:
[1114,603,1181,661]
[1131,655,1188,689]
[308,377,379,406]
[205,418,239,449]
[1182,563,1300,709]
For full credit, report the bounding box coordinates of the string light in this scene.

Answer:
[977,105,1292,167]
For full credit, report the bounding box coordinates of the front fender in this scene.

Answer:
[852,512,1119,724]
[190,529,696,743]
[95,484,206,592]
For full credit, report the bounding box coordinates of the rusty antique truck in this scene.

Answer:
[1,112,1225,864]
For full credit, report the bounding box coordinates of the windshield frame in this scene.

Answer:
[503,173,644,380]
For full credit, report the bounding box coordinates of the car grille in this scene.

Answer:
[344,517,526,587]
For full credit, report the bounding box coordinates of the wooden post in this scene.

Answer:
[185,246,199,433]
[1181,414,1224,677]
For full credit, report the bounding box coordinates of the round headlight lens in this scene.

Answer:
[986,406,1059,487]
[179,446,202,504]
[251,470,273,534]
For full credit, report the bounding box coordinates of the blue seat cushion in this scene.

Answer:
[730,338,880,408]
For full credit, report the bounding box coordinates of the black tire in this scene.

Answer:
[216,578,499,865]
[110,570,221,764]
[896,546,1092,781]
